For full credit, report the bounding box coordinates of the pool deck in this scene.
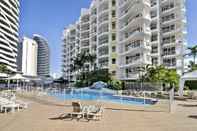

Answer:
[0,93,197,131]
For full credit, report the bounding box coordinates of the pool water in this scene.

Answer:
[48,88,157,106]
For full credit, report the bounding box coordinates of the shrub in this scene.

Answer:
[74,80,87,88]
[185,80,197,90]
[108,80,123,90]
[86,69,111,86]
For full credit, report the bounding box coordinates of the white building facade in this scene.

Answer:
[149,0,187,75]
[62,0,187,81]
[21,37,38,77]
[0,0,20,72]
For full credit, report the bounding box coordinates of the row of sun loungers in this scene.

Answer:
[0,91,28,113]
[68,102,103,121]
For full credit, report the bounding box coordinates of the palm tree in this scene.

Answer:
[188,61,197,71]
[86,53,96,71]
[137,64,155,82]
[0,64,9,74]
[188,45,197,64]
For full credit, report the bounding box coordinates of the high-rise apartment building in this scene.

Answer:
[0,0,20,72]
[62,0,187,82]
[117,0,152,80]
[33,34,50,77]
[19,37,38,76]
[149,0,187,75]
[62,23,80,81]
[18,35,50,78]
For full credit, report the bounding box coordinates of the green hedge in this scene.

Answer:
[185,80,197,90]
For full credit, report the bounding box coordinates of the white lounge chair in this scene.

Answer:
[0,97,20,113]
[15,100,28,109]
[85,105,103,121]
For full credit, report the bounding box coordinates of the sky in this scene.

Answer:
[19,0,197,75]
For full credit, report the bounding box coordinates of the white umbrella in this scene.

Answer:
[6,73,27,90]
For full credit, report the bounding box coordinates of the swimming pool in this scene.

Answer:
[48,88,157,106]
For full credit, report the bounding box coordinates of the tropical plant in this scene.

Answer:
[71,52,86,72]
[108,79,123,90]
[72,52,98,86]
[188,61,197,71]
[86,53,96,70]
[142,65,180,90]
[188,45,197,64]
[137,64,155,82]
[74,69,111,87]
[0,64,10,74]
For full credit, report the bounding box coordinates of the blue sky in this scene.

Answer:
[19,0,196,75]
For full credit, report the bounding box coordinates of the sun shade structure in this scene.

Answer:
[5,73,28,90]
[179,70,197,97]
[6,74,27,81]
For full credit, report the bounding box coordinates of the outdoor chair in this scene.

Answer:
[85,105,103,121]
[69,102,84,120]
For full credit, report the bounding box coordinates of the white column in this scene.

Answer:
[179,78,185,97]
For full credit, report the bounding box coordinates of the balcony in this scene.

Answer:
[98,47,109,57]
[98,24,109,35]
[162,13,175,23]
[162,47,176,57]
[126,54,141,65]
[120,13,143,30]
[163,58,176,67]
[120,27,145,42]
[98,1,108,13]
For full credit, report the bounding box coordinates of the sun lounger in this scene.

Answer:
[15,100,28,109]
[85,105,103,121]
[0,97,20,113]
[67,102,103,121]
[69,102,84,120]
[0,103,20,113]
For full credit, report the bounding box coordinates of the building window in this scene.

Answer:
[150,23,157,30]
[162,13,175,23]
[151,0,157,7]
[151,46,158,54]
[112,22,116,29]
[112,33,116,41]
[112,58,116,64]
[163,58,176,67]
[112,71,116,75]
[152,57,158,65]
[112,10,116,18]
[151,34,158,42]
[162,24,175,33]
[112,0,116,6]
[163,47,176,56]
[112,46,116,52]
[150,11,157,18]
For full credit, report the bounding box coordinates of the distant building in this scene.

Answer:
[33,34,50,77]
[19,37,38,76]
[0,0,20,72]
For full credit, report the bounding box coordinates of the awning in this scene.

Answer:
[179,70,197,96]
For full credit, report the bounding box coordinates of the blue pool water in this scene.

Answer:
[48,88,157,106]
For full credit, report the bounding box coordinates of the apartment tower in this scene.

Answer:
[20,37,38,76]
[33,34,50,77]
[0,0,20,72]
[62,0,187,82]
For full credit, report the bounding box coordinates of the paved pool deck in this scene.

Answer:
[0,93,197,131]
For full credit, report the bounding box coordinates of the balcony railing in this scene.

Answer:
[120,13,142,29]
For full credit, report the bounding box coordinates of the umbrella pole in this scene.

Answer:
[7,80,10,90]
[17,80,19,91]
